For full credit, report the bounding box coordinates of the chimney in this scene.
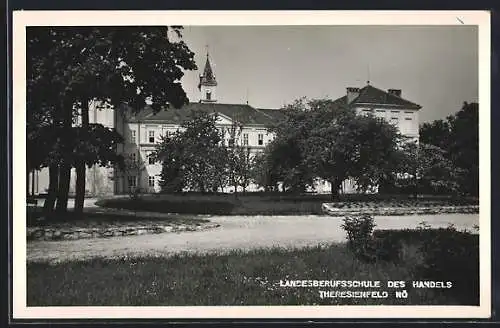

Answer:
[346,87,360,103]
[388,89,402,97]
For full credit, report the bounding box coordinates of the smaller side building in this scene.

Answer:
[333,83,421,142]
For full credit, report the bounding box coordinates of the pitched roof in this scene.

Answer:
[258,108,289,123]
[334,84,421,110]
[126,102,282,126]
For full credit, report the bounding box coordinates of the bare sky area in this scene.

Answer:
[179,25,478,123]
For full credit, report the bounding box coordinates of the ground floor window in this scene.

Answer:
[127,176,137,188]
[148,176,155,187]
[258,133,264,145]
[148,152,155,165]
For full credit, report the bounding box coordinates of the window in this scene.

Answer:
[376,110,385,113]
[390,117,398,124]
[148,153,155,165]
[148,176,155,187]
[258,134,264,146]
[129,153,136,162]
[127,176,136,188]
[149,130,155,143]
[405,117,412,121]
[130,130,136,143]
[206,91,211,100]
[243,133,249,146]
[391,110,399,113]
[228,139,235,147]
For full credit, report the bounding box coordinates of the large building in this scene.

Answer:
[28,53,421,196]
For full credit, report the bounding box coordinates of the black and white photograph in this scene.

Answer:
[13,11,490,319]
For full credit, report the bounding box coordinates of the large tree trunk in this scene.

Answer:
[330,179,340,201]
[74,165,86,215]
[56,164,71,214]
[55,100,73,214]
[74,98,89,215]
[43,165,59,216]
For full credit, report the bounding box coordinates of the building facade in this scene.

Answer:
[28,55,421,196]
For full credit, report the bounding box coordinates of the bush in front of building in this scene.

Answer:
[371,225,479,305]
[416,225,479,305]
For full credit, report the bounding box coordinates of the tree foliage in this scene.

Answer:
[27,26,197,213]
[419,102,479,196]
[257,98,404,197]
[154,111,230,193]
[395,142,464,195]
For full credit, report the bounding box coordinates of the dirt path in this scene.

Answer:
[27,214,479,263]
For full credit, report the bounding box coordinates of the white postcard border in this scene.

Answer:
[12,10,491,319]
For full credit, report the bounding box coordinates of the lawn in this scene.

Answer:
[27,228,478,306]
[95,192,478,216]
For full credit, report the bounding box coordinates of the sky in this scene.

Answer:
[178,25,478,123]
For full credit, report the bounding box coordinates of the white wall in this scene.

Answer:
[356,106,419,138]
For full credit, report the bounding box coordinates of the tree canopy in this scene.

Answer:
[154,111,230,193]
[27,26,197,214]
[261,98,404,197]
[419,102,479,196]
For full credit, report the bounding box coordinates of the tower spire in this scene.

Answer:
[198,45,217,103]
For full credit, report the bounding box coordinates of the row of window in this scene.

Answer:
[130,129,266,146]
[127,176,156,188]
[363,109,415,114]
[127,152,156,165]
[129,130,166,144]
[242,133,264,146]
[360,110,413,124]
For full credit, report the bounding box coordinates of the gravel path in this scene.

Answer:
[27,214,479,263]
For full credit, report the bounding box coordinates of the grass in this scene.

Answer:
[94,192,478,216]
[27,230,478,306]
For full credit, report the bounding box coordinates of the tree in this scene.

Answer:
[419,119,451,151]
[155,135,185,193]
[304,101,402,198]
[448,102,479,196]
[228,146,253,193]
[250,145,281,192]
[396,142,463,196]
[418,102,479,196]
[27,26,197,215]
[264,98,317,193]
[154,111,230,193]
[225,120,253,194]
[268,98,403,199]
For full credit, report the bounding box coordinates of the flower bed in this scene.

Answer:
[322,203,479,217]
[27,221,220,242]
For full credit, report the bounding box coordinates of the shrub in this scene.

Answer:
[342,215,406,263]
[416,226,479,305]
[341,215,378,263]
[341,215,375,248]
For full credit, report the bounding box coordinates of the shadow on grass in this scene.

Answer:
[27,206,208,228]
